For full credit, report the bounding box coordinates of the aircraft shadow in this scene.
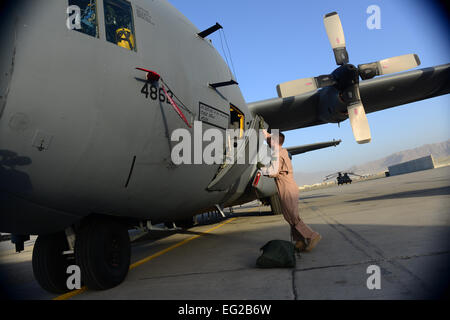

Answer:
[299,194,333,200]
[346,186,450,203]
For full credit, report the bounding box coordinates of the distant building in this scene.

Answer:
[388,155,435,176]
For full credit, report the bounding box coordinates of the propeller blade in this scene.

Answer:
[324,12,346,49]
[378,54,421,75]
[276,74,336,98]
[276,77,317,98]
[359,54,421,80]
[323,12,349,65]
[347,101,371,144]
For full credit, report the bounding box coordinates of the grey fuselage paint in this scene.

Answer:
[0,0,263,234]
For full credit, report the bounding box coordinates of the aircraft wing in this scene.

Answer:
[286,139,341,156]
[248,63,450,132]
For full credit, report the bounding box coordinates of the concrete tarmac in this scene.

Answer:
[1,166,449,300]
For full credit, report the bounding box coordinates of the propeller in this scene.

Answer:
[276,12,421,144]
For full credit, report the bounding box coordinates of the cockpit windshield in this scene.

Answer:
[69,0,99,38]
[104,0,136,51]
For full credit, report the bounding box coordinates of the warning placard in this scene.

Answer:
[199,103,229,130]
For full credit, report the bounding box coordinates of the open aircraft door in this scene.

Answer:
[206,112,262,192]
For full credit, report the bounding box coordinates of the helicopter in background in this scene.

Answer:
[324,172,365,185]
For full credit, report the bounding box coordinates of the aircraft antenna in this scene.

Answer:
[219,28,232,79]
[221,28,238,82]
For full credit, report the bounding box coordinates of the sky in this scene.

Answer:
[169,0,449,173]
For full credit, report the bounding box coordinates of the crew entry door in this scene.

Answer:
[207,106,260,191]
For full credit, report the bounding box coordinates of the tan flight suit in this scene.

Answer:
[262,147,318,242]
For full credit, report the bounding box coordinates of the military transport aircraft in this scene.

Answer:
[0,0,449,294]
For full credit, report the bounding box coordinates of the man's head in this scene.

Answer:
[267,132,285,147]
[279,133,285,146]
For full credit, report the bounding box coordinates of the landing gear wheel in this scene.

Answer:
[32,232,72,294]
[75,218,130,290]
[175,217,195,229]
[269,193,283,215]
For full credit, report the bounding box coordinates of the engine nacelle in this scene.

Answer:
[317,86,348,124]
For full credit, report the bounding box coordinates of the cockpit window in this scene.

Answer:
[69,0,99,38]
[104,0,136,51]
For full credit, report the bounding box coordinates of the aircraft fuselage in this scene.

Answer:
[0,0,257,235]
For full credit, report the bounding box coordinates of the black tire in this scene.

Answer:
[164,222,175,229]
[75,217,130,290]
[32,232,72,294]
[269,193,283,215]
[175,217,195,229]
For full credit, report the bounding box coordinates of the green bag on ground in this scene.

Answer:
[256,240,296,268]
